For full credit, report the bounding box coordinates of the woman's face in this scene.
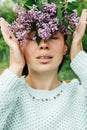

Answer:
[22,32,68,73]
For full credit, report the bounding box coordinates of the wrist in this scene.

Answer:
[70,40,83,60]
[9,65,23,77]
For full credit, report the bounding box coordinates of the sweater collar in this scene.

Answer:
[23,78,67,99]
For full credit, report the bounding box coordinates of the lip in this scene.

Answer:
[36,55,53,63]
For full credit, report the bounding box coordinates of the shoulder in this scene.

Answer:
[65,78,79,86]
[64,78,80,93]
[65,78,87,96]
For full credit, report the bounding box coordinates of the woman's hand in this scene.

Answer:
[0,18,25,77]
[70,9,87,60]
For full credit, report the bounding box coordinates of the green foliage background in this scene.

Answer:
[0,0,87,80]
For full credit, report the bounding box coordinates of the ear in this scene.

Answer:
[63,40,68,55]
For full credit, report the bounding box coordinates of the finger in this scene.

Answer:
[75,11,87,36]
[0,19,15,39]
[0,18,19,47]
[76,21,87,33]
[80,9,87,20]
[77,9,87,26]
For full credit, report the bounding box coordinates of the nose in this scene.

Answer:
[39,40,49,50]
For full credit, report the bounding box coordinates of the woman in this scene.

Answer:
[0,6,87,130]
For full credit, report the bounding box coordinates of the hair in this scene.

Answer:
[22,35,68,76]
[22,63,28,76]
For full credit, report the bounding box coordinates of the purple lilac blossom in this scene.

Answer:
[38,25,51,40]
[43,3,56,16]
[10,3,79,44]
[68,11,79,28]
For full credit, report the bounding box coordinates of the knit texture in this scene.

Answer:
[0,51,87,130]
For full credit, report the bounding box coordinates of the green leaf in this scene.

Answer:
[56,0,63,25]
[56,0,60,6]
[39,0,48,3]
[36,36,41,45]
[35,0,48,10]
[57,9,63,25]
[60,0,65,2]
[48,0,54,3]
[24,5,33,9]
[68,1,79,10]
[24,0,36,9]
[66,8,73,15]
[36,32,41,45]
[67,25,75,33]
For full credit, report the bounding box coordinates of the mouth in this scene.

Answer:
[36,56,53,59]
[36,56,53,63]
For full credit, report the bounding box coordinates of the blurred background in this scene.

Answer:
[0,0,87,80]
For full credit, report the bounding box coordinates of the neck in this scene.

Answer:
[25,70,61,90]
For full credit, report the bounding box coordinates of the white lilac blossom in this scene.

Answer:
[10,3,79,44]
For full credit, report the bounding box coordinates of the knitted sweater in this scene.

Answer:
[0,51,87,130]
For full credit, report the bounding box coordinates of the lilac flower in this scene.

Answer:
[68,11,79,28]
[38,24,51,40]
[43,3,57,16]
[49,18,58,34]
[10,3,79,44]
[60,25,71,35]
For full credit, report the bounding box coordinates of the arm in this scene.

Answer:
[0,18,25,77]
[0,69,23,129]
[0,18,25,129]
[70,9,87,60]
[70,9,87,90]
[70,51,87,89]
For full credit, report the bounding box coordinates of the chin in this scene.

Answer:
[28,60,60,73]
[32,65,58,73]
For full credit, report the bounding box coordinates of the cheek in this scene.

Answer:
[23,44,37,63]
[52,43,65,63]
[52,43,64,54]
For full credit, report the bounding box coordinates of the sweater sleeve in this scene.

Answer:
[0,69,23,129]
[70,51,87,90]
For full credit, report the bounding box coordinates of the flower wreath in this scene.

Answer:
[10,0,79,44]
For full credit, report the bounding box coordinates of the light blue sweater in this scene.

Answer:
[0,51,87,130]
